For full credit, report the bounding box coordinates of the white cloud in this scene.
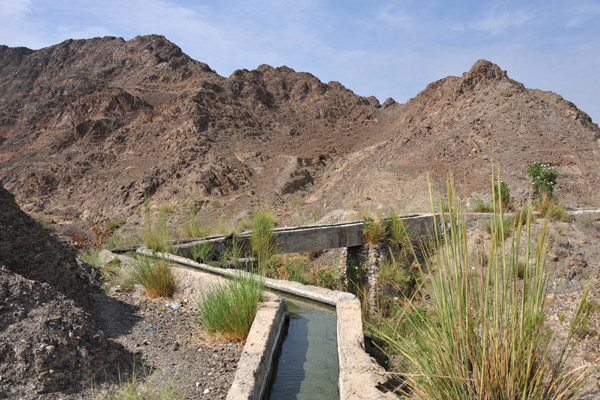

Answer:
[0,0,31,17]
[471,11,531,36]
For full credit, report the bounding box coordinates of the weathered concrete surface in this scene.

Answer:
[337,297,395,400]
[137,248,355,306]
[174,213,438,256]
[227,296,288,400]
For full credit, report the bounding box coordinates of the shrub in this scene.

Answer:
[494,180,511,209]
[310,266,338,289]
[250,209,278,270]
[527,162,558,198]
[371,172,594,399]
[485,215,513,243]
[472,201,493,213]
[275,256,310,284]
[196,275,264,341]
[131,257,175,297]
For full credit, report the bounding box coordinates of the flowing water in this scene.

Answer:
[267,296,339,400]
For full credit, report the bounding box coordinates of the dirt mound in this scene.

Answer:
[0,184,134,398]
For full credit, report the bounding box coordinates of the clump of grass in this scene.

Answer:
[371,171,594,399]
[250,209,278,270]
[196,275,265,342]
[379,250,417,299]
[220,236,245,268]
[309,266,338,289]
[180,207,208,239]
[273,256,310,284]
[363,213,388,245]
[535,194,571,222]
[102,233,139,250]
[190,241,213,264]
[387,209,410,244]
[131,256,175,297]
[79,248,103,267]
[142,197,171,253]
[159,204,174,215]
[472,201,493,212]
[95,367,184,400]
[107,218,127,231]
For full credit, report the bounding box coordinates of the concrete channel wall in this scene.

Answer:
[138,248,395,399]
[227,297,288,400]
[173,213,439,257]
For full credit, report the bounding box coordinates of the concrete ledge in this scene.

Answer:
[137,248,355,306]
[227,297,288,400]
[337,297,395,400]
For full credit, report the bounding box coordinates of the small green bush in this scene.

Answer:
[527,162,558,198]
[494,180,511,209]
[250,209,278,270]
[131,257,175,297]
[485,215,513,243]
[387,210,410,244]
[196,275,264,341]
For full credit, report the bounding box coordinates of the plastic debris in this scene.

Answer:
[227,343,232,347]
[130,284,145,299]
[166,301,181,310]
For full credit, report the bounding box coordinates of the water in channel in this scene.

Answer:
[267,297,339,400]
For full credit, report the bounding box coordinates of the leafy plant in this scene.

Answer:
[527,162,558,198]
[494,180,511,210]
[131,256,175,297]
[250,209,278,270]
[310,266,338,289]
[196,274,264,341]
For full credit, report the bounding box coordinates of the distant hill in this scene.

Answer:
[1,35,598,228]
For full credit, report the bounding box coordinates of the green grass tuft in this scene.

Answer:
[143,197,171,253]
[196,275,264,342]
[131,256,175,298]
[250,209,278,270]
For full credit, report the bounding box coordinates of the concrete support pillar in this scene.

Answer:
[366,243,384,312]
[339,247,349,289]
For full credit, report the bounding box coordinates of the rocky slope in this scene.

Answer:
[0,35,599,229]
[0,184,135,398]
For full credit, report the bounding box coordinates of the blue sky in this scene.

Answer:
[2,0,599,122]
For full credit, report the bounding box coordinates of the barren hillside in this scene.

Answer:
[1,35,599,229]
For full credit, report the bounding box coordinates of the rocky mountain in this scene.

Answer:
[1,35,599,230]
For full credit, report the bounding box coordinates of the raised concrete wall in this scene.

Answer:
[227,297,288,400]
[173,213,439,257]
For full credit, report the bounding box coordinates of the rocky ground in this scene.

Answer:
[0,184,243,399]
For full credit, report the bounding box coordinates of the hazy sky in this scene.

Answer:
[2,0,599,122]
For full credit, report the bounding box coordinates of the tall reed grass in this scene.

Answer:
[250,209,278,270]
[372,171,594,399]
[142,196,171,253]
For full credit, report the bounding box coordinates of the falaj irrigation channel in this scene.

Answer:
[129,213,442,399]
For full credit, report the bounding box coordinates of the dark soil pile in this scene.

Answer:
[0,184,134,398]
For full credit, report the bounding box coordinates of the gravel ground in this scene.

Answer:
[87,263,245,400]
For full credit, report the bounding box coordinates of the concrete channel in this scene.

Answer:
[138,249,395,400]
